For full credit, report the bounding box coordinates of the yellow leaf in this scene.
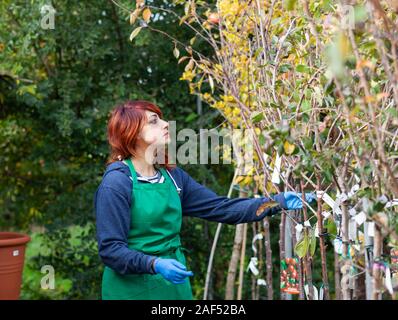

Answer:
[142,8,151,22]
[356,59,374,71]
[209,75,214,93]
[136,0,145,8]
[235,176,245,184]
[178,56,189,64]
[376,92,388,101]
[173,46,180,59]
[129,27,142,42]
[243,176,252,185]
[179,15,190,26]
[129,9,140,25]
[185,59,194,71]
[283,141,295,155]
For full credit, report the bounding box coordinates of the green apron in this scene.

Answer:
[101,159,193,300]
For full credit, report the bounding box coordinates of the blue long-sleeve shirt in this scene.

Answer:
[94,161,287,275]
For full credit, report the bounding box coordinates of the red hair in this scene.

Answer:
[106,100,174,170]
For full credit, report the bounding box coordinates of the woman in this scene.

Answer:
[94,100,315,300]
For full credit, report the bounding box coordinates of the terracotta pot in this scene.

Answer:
[0,232,31,300]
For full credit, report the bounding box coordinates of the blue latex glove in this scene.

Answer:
[284,191,316,210]
[153,258,194,284]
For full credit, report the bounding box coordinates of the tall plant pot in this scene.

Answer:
[0,232,31,300]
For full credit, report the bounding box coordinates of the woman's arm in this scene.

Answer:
[178,168,287,224]
[94,180,157,275]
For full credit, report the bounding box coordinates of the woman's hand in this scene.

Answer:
[153,258,194,284]
[284,191,316,210]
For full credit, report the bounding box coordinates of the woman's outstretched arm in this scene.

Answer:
[177,168,288,224]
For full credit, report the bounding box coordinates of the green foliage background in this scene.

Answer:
[0,0,337,299]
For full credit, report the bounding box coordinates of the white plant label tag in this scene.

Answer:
[349,208,356,216]
[321,192,343,215]
[368,222,375,237]
[349,219,357,240]
[271,152,282,184]
[322,211,331,218]
[354,211,366,226]
[257,279,267,286]
[385,266,393,295]
[13,250,19,257]
[251,233,263,255]
[247,257,259,276]
[315,224,319,238]
[385,199,398,208]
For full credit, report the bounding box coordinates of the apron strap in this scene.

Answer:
[125,159,181,194]
[159,168,182,194]
[125,159,138,184]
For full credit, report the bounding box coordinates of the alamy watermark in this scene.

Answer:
[40,4,56,30]
[146,122,268,175]
[41,265,55,290]
[337,3,371,30]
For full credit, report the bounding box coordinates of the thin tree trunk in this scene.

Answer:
[290,211,302,300]
[334,251,341,300]
[251,223,257,300]
[279,211,287,299]
[372,225,383,300]
[316,173,330,299]
[237,222,248,300]
[300,180,314,300]
[225,190,247,300]
[225,223,244,300]
[293,211,305,300]
[337,158,351,300]
[251,275,256,300]
[340,201,351,300]
[263,217,273,300]
[364,221,374,299]
[284,213,293,300]
[203,220,214,300]
[256,221,262,300]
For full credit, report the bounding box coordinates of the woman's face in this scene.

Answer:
[138,110,170,147]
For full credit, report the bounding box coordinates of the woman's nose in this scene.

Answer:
[162,119,169,129]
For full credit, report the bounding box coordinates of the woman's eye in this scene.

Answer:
[150,119,157,124]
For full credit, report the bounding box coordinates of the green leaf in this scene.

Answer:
[354,4,368,23]
[310,230,316,256]
[259,133,265,145]
[294,233,309,258]
[296,64,310,73]
[254,47,264,59]
[326,218,337,237]
[301,100,311,113]
[185,112,198,122]
[251,111,265,123]
[279,64,292,73]
[284,0,297,10]
[303,136,313,150]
